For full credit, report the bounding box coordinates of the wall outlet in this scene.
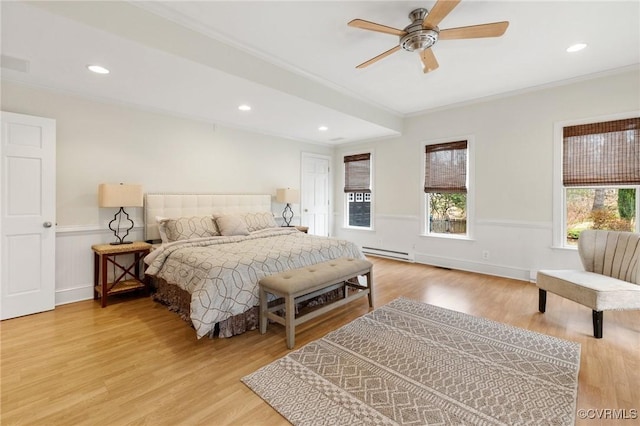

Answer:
[482,250,490,260]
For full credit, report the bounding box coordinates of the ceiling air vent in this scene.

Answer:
[330,137,345,142]
[1,55,30,73]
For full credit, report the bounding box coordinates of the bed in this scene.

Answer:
[143,193,365,339]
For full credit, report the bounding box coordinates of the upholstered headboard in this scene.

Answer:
[144,193,272,242]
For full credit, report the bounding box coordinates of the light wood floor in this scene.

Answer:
[2,257,639,425]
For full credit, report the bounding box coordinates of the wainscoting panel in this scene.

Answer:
[56,216,583,306]
[55,226,144,305]
[334,215,582,282]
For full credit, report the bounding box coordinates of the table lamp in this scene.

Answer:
[276,188,300,227]
[98,183,143,245]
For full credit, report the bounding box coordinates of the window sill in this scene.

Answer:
[342,226,374,232]
[550,245,578,251]
[419,233,475,241]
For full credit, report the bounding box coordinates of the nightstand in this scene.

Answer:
[295,226,309,234]
[92,241,151,307]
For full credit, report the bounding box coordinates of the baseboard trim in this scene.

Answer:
[414,252,531,282]
[55,284,94,306]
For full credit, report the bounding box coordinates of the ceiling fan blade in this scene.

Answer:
[439,21,509,40]
[356,45,402,69]
[423,0,461,29]
[420,48,439,73]
[348,19,407,37]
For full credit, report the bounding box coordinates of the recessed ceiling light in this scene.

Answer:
[238,104,251,111]
[566,43,587,53]
[87,64,109,74]
[318,126,329,131]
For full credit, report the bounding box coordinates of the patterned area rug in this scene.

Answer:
[242,298,581,425]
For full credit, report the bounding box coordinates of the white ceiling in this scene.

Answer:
[2,1,639,145]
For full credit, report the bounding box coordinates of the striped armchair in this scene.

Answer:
[536,230,640,338]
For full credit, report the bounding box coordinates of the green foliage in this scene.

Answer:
[618,189,636,220]
[567,228,582,240]
[565,187,637,245]
[429,193,466,220]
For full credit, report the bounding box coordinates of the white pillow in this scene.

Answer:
[215,215,250,236]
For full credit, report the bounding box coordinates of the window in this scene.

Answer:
[344,153,372,228]
[424,140,468,236]
[559,117,639,246]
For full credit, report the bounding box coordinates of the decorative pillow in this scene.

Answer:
[215,215,250,236]
[241,212,278,232]
[160,216,220,242]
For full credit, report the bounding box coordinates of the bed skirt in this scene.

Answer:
[150,276,344,338]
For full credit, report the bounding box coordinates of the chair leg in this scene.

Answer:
[592,310,603,338]
[538,289,547,313]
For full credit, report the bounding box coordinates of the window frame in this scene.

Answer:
[421,136,475,239]
[343,150,374,231]
[553,112,640,249]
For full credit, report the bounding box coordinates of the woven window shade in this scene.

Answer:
[563,118,640,186]
[344,153,371,193]
[424,141,467,193]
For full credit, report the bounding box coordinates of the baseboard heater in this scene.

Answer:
[362,246,413,262]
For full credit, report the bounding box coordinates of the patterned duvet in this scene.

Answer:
[145,228,364,338]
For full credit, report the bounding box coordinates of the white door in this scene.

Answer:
[1,111,56,320]
[301,153,330,236]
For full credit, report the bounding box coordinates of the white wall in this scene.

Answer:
[1,81,332,304]
[3,69,639,304]
[333,69,640,281]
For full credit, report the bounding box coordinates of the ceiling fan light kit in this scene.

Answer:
[348,0,509,73]
[400,8,439,52]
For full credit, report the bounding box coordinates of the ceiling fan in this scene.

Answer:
[348,0,509,73]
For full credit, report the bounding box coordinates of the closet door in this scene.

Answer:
[1,111,56,320]
[301,153,330,236]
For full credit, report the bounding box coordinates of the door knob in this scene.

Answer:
[43,221,52,228]
[304,209,308,212]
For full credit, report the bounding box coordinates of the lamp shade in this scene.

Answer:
[98,183,143,208]
[276,188,300,204]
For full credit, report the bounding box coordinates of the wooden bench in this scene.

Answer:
[259,258,373,349]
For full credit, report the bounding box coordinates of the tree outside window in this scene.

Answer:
[429,193,467,234]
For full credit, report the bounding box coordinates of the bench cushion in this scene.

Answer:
[537,269,640,311]
[259,258,372,296]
